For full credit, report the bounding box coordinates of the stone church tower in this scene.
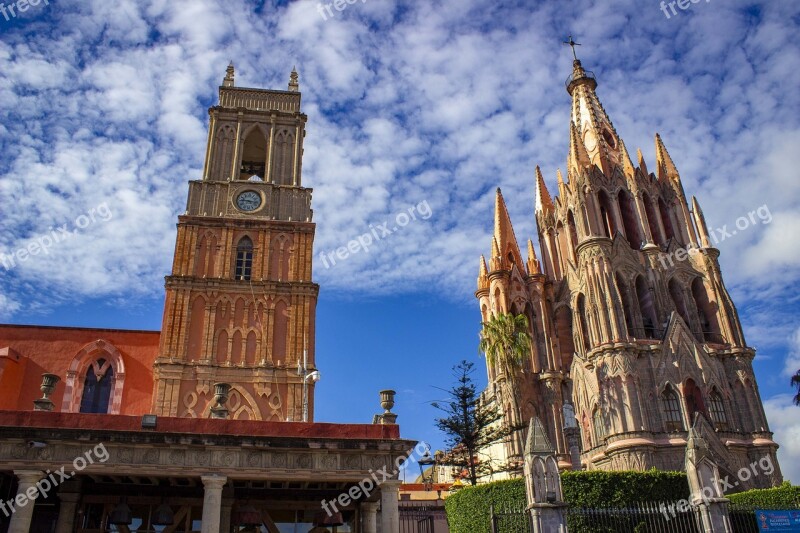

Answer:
[476,57,782,488]
[153,65,319,422]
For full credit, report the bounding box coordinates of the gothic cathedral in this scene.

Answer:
[476,58,782,488]
[153,65,319,422]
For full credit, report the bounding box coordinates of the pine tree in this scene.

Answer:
[432,360,519,485]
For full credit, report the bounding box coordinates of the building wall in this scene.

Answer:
[0,325,159,414]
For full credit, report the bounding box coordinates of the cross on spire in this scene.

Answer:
[563,35,581,60]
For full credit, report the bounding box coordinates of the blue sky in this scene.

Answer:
[1,0,799,483]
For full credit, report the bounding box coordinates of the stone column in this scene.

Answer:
[8,470,44,533]
[380,480,401,533]
[361,501,379,533]
[200,475,228,533]
[54,481,82,533]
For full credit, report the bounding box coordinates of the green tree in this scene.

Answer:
[478,312,532,387]
[792,369,800,406]
[432,361,517,486]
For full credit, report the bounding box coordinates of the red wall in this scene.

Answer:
[0,325,160,415]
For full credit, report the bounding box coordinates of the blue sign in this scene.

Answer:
[756,510,800,532]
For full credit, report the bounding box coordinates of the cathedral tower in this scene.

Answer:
[476,56,782,487]
[153,65,319,422]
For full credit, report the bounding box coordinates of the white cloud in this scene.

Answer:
[782,327,800,378]
[0,0,798,322]
[763,394,800,485]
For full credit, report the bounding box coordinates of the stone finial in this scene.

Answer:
[33,373,60,411]
[210,382,231,419]
[288,66,299,92]
[373,390,397,424]
[223,62,235,88]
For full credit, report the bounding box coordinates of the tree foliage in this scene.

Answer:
[478,312,532,385]
[792,369,800,406]
[431,360,516,485]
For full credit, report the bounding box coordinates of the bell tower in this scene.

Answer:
[153,65,319,422]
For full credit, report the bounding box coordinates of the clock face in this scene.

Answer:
[236,191,262,212]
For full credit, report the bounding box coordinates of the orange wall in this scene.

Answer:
[0,325,160,415]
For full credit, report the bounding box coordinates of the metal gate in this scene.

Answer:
[399,503,444,533]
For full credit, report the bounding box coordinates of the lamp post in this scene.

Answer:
[417,444,439,494]
[296,342,320,422]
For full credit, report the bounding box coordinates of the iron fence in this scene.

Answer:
[490,502,704,533]
[399,502,446,533]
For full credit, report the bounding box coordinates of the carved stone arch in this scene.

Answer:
[238,123,269,180]
[211,124,236,180]
[187,294,209,361]
[62,339,126,414]
[269,233,293,281]
[241,121,269,141]
[201,385,263,421]
[194,230,220,277]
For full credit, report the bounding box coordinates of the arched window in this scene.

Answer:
[597,190,616,238]
[576,294,591,353]
[642,193,663,246]
[62,340,126,414]
[661,385,684,431]
[617,190,642,249]
[79,359,114,414]
[658,197,676,242]
[567,211,579,261]
[683,379,706,422]
[239,127,267,180]
[592,407,605,444]
[668,278,691,327]
[635,275,657,338]
[616,273,635,337]
[691,278,722,343]
[708,390,727,430]
[235,237,254,281]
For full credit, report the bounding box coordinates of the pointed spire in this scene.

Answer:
[534,167,555,215]
[568,122,591,173]
[288,66,299,92]
[618,138,636,181]
[525,417,555,456]
[477,255,489,290]
[556,168,567,199]
[490,237,502,271]
[526,239,541,275]
[479,255,489,277]
[636,148,649,178]
[223,62,235,87]
[493,188,523,269]
[691,196,712,248]
[655,133,679,181]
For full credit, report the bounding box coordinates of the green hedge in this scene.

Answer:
[445,479,526,533]
[728,481,800,508]
[562,470,689,507]
[444,471,689,533]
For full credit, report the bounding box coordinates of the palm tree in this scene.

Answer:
[478,312,532,385]
[792,370,800,406]
[478,312,532,466]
